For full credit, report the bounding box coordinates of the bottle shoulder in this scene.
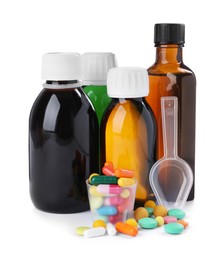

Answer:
[102,99,154,123]
[30,87,94,117]
[147,62,195,77]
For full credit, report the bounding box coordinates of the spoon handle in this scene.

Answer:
[161,96,178,159]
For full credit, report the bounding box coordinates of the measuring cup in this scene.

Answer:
[149,96,193,209]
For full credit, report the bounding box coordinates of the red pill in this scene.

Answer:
[102,166,114,176]
[97,184,122,194]
[104,162,114,171]
[109,214,123,224]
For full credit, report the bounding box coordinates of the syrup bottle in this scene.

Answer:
[145,24,196,200]
[101,67,156,206]
[29,53,99,213]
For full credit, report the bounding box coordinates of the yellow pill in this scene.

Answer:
[144,200,156,209]
[88,173,99,182]
[88,186,103,196]
[120,189,130,198]
[89,196,104,209]
[93,220,107,228]
[125,218,138,228]
[153,205,168,217]
[75,226,90,236]
[118,178,135,187]
[155,216,164,226]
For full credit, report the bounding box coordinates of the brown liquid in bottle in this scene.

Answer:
[146,43,196,200]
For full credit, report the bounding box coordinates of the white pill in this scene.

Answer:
[106,223,117,236]
[83,227,106,238]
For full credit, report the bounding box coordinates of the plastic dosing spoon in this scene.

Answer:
[149,96,193,209]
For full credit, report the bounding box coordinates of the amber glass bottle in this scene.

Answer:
[101,68,156,207]
[146,24,196,200]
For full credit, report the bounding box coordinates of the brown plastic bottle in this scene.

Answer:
[146,24,196,200]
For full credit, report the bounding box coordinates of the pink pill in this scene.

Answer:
[116,199,129,213]
[97,185,122,194]
[104,196,124,206]
[164,216,177,224]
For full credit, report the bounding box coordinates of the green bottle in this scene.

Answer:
[81,52,117,124]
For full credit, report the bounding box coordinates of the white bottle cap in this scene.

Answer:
[81,52,117,85]
[107,67,149,98]
[41,52,81,81]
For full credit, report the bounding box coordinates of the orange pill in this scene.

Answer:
[177,220,189,229]
[114,168,134,178]
[115,222,138,237]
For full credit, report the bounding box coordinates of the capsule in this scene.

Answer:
[114,168,134,178]
[115,222,138,237]
[90,175,118,185]
[118,177,136,187]
[83,227,106,238]
[102,166,114,176]
[97,206,118,216]
[109,214,123,224]
[88,173,99,182]
[102,162,115,176]
[96,184,122,194]
[104,196,124,206]
[106,223,117,236]
[104,162,114,170]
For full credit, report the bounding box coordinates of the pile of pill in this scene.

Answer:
[87,162,137,224]
[134,202,188,235]
[76,218,139,237]
[76,200,189,237]
[76,162,190,238]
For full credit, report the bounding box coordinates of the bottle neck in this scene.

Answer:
[113,97,144,103]
[155,44,183,64]
[43,80,82,89]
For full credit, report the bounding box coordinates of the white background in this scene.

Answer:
[0,0,223,259]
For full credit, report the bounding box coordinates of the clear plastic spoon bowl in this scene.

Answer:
[149,96,193,209]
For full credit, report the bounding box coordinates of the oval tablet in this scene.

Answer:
[106,223,117,236]
[75,226,90,236]
[138,217,158,229]
[144,207,154,216]
[97,206,118,216]
[164,223,184,235]
[168,209,186,220]
[164,216,177,224]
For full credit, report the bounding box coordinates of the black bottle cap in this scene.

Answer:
[154,23,185,45]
